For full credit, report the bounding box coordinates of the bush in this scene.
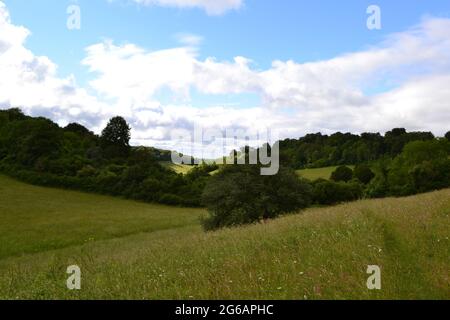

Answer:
[77,165,97,178]
[386,140,450,196]
[365,173,389,198]
[410,159,450,193]
[330,166,353,182]
[201,165,312,231]
[312,180,363,205]
[353,165,375,184]
[95,170,119,193]
[159,193,183,206]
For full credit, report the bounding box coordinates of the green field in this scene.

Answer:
[159,162,194,175]
[0,175,203,260]
[296,166,355,180]
[0,175,449,299]
[163,162,352,180]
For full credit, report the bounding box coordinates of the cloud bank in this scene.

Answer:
[1,1,450,157]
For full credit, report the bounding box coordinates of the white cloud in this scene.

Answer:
[80,16,450,137]
[0,1,110,131]
[132,0,243,15]
[175,33,204,46]
[1,0,449,158]
[82,41,196,104]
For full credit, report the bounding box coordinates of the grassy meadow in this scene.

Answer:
[0,174,449,299]
[297,166,355,180]
[159,162,194,175]
[0,175,203,260]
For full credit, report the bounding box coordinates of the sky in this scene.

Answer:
[1,0,450,157]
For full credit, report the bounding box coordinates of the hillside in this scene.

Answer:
[159,162,195,175]
[296,166,356,180]
[0,175,204,260]
[0,175,448,299]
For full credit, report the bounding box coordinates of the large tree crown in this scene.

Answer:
[101,116,131,147]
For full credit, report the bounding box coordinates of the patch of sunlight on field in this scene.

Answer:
[296,165,355,180]
[159,162,194,175]
[0,174,448,300]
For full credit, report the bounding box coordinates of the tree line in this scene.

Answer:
[279,129,437,169]
[1,108,449,231]
[0,108,215,207]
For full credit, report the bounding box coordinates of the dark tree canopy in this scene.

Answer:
[353,165,375,184]
[101,116,131,147]
[201,165,312,230]
[384,139,450,197]
[64,123,93,136]
[445,131,450,141]
[312,180,362,205]
[0,109,208,207]
[330,166,353,183]
[279,128,435,169]
[385,128,407,138]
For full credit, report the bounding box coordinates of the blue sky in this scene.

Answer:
[5,0,450,86]
[1,0,450,156]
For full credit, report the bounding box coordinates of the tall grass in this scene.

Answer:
[0,175,448,299]
[0,175,203,259]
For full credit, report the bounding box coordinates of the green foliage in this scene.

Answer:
[0,109,208,207]
[365,160,390,198]
[201,165,312,230]
[101,116,131,147]
[0,117,62,166]
[1,108,26,122]
[445,131,450,141]
[330,165,353,182]
[386,140,450,196]
[100,116,131,158]
[353,164,375,184]
[280,129,435,169]
[1,108,449,214]
[312,179,363,205]
[410,159,450,193]
[77,165,97,178]
[64,122,93,136]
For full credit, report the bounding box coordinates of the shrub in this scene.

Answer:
[312,180,363,205]
[159,194,183,206]
[201,165,312,231]
[330,166,353,182]
[77,165,97,178]
[410,159,450,193]
[353,164,375,184]
[386,140,450,196]
[365,173,389,198]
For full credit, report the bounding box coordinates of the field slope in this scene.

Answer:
[0,175,203,260]
[296,166,355,180]
[0,175,449,299]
